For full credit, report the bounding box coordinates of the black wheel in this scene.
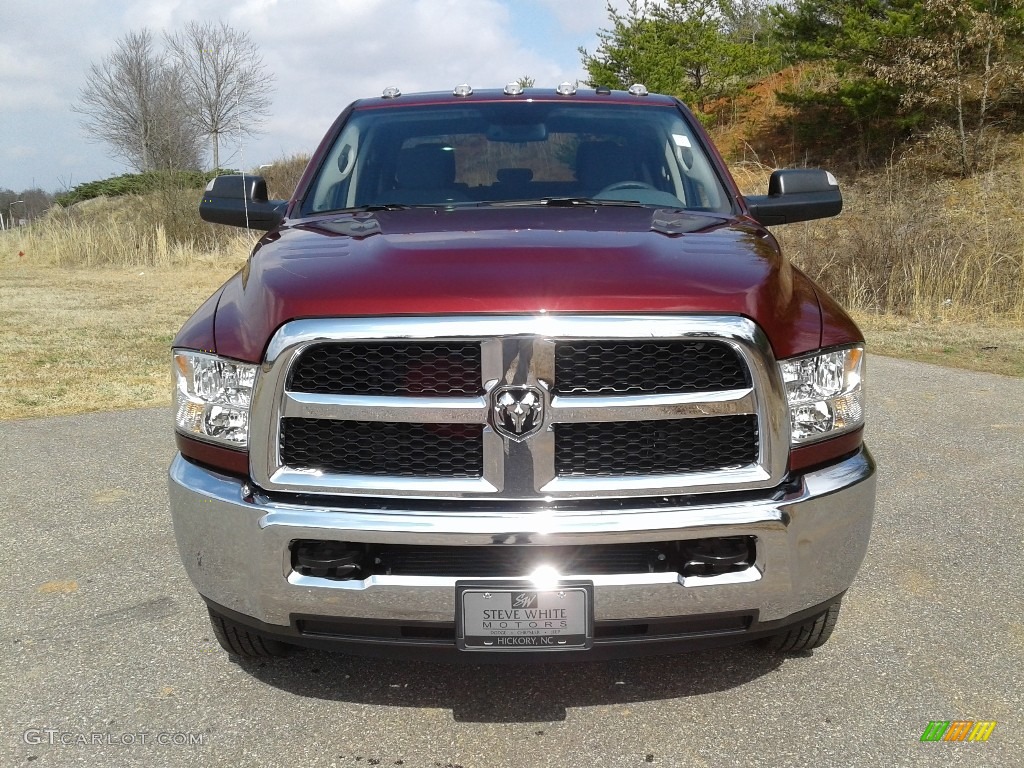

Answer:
[760,600,842,653]
[208,608,290,658]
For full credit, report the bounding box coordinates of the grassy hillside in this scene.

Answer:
[6,155,309,268]
[732,161,1024,323]
[720,66,1024,324]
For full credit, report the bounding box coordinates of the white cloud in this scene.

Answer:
[4,145,37,160]
[1,0,616,190]
[534,0,622,35]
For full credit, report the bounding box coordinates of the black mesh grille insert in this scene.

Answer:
[554,340,750,395]
[372,543,673,577]
[555,415,758,476]
[281,419,483,477]
[288,342,482,396]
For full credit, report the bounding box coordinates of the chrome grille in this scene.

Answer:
[554,340,749,395]
[555,416,759,477]
[250,315,788,500]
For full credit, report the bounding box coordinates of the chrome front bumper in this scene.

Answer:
[168,448,875,636]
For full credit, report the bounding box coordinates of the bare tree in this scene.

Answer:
[75,29,201,172]
[166,21,274,170]
[151,64,204,170]
[721,0,775,46]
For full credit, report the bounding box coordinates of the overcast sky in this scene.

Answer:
[0,0,630,193]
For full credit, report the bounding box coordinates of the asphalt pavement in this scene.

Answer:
[1,355,1021,767]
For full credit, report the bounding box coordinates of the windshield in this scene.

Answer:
[302,100,733,215]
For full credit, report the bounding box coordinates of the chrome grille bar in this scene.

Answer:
[281,393,489,423]
[550,388,756,423]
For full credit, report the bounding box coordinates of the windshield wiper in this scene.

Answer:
[345,203,410,212]
[483,197,648,208]
[546,197,647,207]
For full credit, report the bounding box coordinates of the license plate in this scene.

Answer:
[456,581,594,651]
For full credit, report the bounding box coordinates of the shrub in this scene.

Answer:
[54,169,233,207]
[258,154,310,200]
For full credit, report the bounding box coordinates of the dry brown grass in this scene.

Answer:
[0,179,256,419]
[8,196,255,269]
[853,314,1024,378]
[9,162,301,269]
[0,262,239,419]
[734,160,1024,323]
[260,154,311,201]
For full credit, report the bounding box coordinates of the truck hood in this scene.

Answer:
[209,206,825,361]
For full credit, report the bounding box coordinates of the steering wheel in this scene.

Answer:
[595,181,660,197]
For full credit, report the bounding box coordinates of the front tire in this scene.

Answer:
[208,608,290,658]
[760,599,842,652]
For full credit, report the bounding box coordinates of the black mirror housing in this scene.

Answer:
[200,174,287,230]
[746,169,842,226]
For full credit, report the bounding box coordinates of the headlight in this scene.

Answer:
[779,346,865,445]
[173,351,258,448]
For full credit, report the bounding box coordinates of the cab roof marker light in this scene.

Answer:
[555,82,577,96]
[453,84,474,97]
[595,85,612,95]
[504,82,524,96]
[381,86,401,99]
[628,83,650,96]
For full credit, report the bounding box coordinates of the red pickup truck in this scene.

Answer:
[169,83,874,661]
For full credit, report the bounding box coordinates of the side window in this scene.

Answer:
[310,123,360,212]
[665,118,726,212]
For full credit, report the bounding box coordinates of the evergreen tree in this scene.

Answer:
[774,0,1024,172]
[580,0,780,114]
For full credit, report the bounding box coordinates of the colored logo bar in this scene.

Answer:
[920,721,997,742]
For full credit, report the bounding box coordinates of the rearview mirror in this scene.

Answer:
[199,175,287,230]
[485,123,548,142]
[745,169,842,226]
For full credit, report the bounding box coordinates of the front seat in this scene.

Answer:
[574,141,638,195]
[392,144,467,204]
